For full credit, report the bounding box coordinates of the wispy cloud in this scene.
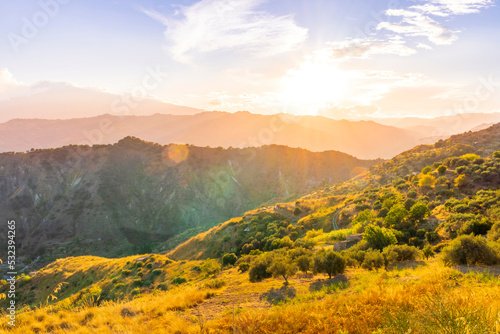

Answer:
[376,0,493,47]
[378,10,458,45]
[327,36,416,59]
[143,0,308,63]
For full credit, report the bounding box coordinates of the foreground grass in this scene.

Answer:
[1,259,500,333]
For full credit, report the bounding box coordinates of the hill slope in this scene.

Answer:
[0,137,379,260]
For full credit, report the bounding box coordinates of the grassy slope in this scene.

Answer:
[1,257,500,333]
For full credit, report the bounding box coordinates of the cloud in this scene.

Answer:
[416,43,433,50]
[143,0,308,63]
[0,68,26,101]
[430,0,493,15]
[327,36,416,59]
[378,10,458,45]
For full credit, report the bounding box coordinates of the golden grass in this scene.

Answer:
[2,257,500,333]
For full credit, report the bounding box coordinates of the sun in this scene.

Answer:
[279,56,350,115]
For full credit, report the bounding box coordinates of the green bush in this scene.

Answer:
[222,253,238,266]
[133,278,143,286]
[441,235,499,266]
[145,263,153,269]
[361,250,385,271]
[131,288,140,295]
[121,269,132,276]
[171,276,187,285]
[363,225,397,251]
[238,262,250,272]
[152,269,162,276]
[383,245,421,262]
[135,261,144,268]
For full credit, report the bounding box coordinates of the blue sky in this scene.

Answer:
[0,0,499,118]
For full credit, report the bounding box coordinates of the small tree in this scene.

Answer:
[441,235,499,266]
[269,254,298,284]
[314,250,346,279]
[422,245,435,260]
[363,225,397,251]
[361,250,385,271]
[385,204,409,228]
[296,254,312,275]
[409,202,430,222]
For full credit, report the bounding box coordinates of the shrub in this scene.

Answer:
[409,202,430,222]
[152,269,162,276]
[131,288,140,295]
[136,261,144,268]
[203,278,226,289]
[145,263,153,269]
[363,225,397,251]
[458,218,493,236]
[112,277,119,284]
[121,269,131,276]
[361,250,385,271]
[313,250,346,279]
[422,166,432,174]
[441,235,499,266]
[437,165,447,175]
[201,259,221,276]
[171,276,187,285]
[419,174,436,188]
[222,253,238,266]
[383,245,421,262]
[293,207,302,215]
[454,175,467,188]
[133,278,143,286]
[487,222,500,242]
[238,262,250,273]
[422,245,435,260]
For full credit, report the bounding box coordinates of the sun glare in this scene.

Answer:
[279,56,350,115]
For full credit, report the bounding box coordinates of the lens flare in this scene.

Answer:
[162,144,189,166]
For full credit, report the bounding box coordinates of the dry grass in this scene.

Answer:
[2,257,500,333]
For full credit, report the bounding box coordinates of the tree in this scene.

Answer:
[422,245,435,260]
[314,250,346,279]
[409,202,430,222]
[419,174,436,188]
[437,165,447,175]
[385,204,409,228]
[296,254,312,274]
[363,225,397,251]
[222,253,238,266]
[249,253,273,282]
[269,254,298,284]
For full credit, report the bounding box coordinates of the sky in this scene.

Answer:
[0,0,499,120]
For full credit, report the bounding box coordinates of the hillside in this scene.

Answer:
[168,122,500,261]
[0,111,422,159]
[1,124,500,333]
[0,137,378,261]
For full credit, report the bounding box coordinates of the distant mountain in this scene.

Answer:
[0,137,380,260]
[0,111,422,159]
[373,112,500,138]
[0,82,202,122]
